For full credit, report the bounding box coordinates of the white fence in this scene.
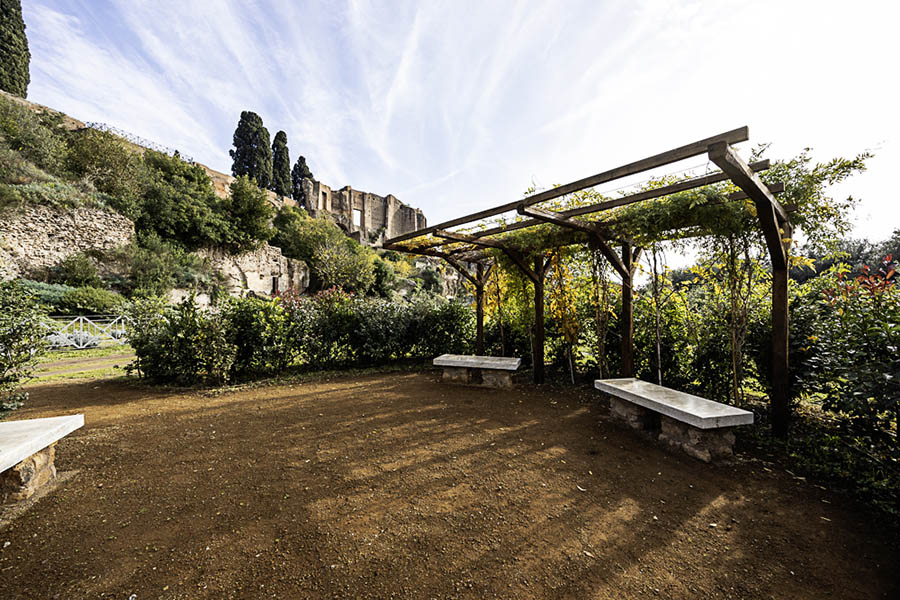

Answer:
[45,315,129,349]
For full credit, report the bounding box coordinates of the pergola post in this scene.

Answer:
[533,256,546,385]
[621,241,635,377]
[475,263,485,355]
[771,262,790,437]
[709,141,792,436]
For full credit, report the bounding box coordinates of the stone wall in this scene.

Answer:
[197,244,309,298]
[0,204,135,280]
[300,178,426,245]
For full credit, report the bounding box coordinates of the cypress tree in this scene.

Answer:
[229,111,272,189]
[0,0,31,98]
[271,130,291,197]
[291,155,314,206]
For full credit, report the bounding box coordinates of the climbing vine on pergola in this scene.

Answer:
[385,127,793,436]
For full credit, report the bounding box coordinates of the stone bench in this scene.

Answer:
[594,378,753,462]
[433,354,521,388]
[1,414,84,503]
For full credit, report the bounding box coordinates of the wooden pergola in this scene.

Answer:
[384,127,793,435]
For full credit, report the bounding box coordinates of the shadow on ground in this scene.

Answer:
[0,373,895,599]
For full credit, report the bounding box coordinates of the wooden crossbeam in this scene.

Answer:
[435,229,506,250]
[470,163,776,239]
[708,142,789,270]
[520,205,629,279]
[563,159,770,218]
[384,126,751,245]
[708,144,788,223]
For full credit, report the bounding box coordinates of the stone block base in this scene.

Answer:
[441,367,514,388]
[480,370,513,388]
[605,396,735,463]
[441,366,471,384]
[658,416,735,463]
[1,443,57,503]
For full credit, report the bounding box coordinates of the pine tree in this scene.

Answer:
[0,0,31,98]
[271,130,291,197]
[291,155,314,207]
[229,111,272,189]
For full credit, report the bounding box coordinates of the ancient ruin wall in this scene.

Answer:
[0,205,135,280]
[299,178,426,245]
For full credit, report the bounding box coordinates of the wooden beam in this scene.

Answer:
[503,248,540,284]
[709,143,788,223]
[384,127,751,245]
[470,162,775,240]
[435,229,507,250]
[519,205,629,279]
[563,159,770,218]
[709,142,788,270]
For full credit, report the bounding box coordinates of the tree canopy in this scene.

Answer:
[0,0,30,98]
[291,155,313,207]
[271,130,291,197]
[229,111,272,189]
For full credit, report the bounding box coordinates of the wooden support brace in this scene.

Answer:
[518,204,629,279]
[708,142,789,270]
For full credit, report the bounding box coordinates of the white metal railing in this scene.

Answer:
[44,315,129,349]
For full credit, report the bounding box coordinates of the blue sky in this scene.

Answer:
[22,0,900,242]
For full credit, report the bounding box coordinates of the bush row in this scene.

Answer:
[127,290,474,385]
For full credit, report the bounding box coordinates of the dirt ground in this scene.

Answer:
[0,371,896,599]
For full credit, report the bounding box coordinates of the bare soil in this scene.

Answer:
[0,372,895,599]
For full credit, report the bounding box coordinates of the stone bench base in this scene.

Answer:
[1,443,57,504]
[441,367,514,388]
[607,396,736,463]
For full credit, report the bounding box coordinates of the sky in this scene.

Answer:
[21,0,900,243]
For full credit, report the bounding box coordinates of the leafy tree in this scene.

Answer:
[271,130,291,197]
[229,111,272,189]
[272,206,338,263]
[311,236,375,294]
[291,155,313,207]
[0,0,30,98]
[138,150,227,249]
[0,280,45,413]
[65,128,142,203]
[222,175,274,252]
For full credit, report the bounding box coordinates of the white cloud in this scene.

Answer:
[22,0,900,241]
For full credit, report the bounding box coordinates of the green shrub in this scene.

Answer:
[49,253,102,288]
[0,95,68,174]
[127,296,235,386]
[65,128,142,201]
[223,295,293,378]
[1,180,90,209]
[136,150,227,248]
[0,147,56,185]
[0,281,47,414]
[103,234,222,297]
[221,175,273,252]
[57,286,126,315]
[17,279,75,308]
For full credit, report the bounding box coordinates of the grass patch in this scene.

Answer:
[40,344,134,363]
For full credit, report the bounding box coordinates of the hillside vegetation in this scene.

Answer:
[0,92,442,308]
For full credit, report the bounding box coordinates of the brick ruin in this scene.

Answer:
[298,179,427,245]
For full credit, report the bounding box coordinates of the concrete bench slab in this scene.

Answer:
[434,354,521,388]
[1,414,84,503]
[595,378,753,462]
